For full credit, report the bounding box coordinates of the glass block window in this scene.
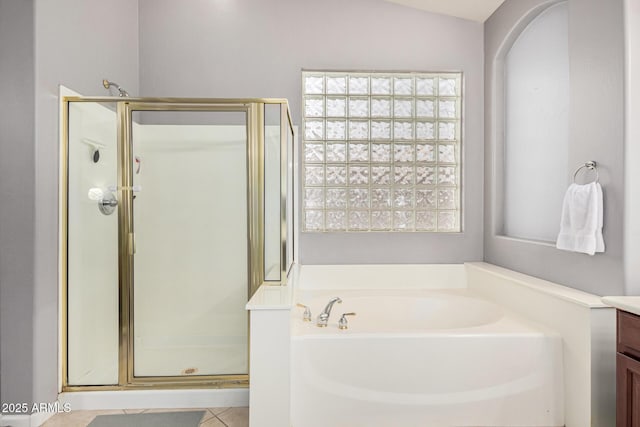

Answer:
[302,71,462,232]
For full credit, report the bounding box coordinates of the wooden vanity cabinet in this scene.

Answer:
[617,310,640,426]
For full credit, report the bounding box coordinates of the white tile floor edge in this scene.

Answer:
[0,410,55,427]
[1,390,249,427]
[59,388,249,411]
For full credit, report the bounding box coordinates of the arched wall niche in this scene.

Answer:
[491,0,569,242]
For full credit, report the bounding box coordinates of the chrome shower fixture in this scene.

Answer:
[88,187,118,215]
[102,79,129,97]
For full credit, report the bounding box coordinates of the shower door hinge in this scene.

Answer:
[129,233,136,255]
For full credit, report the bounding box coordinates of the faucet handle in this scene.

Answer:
[338,312,356,330]
[296,303,312,322]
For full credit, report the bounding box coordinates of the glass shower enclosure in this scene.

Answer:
[61,97,294,389]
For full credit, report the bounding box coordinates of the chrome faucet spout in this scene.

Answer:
[316,297,342,327]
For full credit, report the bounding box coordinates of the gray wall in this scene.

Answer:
[138,0,485,264]
[33,0,139,404]
[624,0,640,295]
[0,0,36,408]
[2,0,628,407]
[484,0,625,296]
[0,0,139,408]
[2,0,483,406]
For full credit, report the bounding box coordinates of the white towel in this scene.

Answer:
[556,182,604,255]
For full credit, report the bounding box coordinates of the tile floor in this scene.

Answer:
[40,407,248,427]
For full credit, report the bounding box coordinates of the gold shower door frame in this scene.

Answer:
[61,97,292,391]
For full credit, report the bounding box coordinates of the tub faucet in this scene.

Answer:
[317,297,342,327]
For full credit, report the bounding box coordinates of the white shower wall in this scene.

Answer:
[67,101,119,385]
[132,124,249,377]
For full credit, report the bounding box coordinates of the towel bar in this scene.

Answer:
[573,161,599,184]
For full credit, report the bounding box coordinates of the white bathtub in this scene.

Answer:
[291,289,564,427]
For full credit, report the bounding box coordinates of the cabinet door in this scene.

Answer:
[618,353,640,427]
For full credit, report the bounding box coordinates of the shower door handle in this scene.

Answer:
[129,233,136,255]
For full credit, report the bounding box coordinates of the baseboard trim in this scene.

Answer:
[58,388,249,410]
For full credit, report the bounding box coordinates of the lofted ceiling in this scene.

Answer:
[381,0,507,22]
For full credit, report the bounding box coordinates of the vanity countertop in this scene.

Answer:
[601,296,640,316]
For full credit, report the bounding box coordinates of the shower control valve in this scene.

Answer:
[98,193,118,215]
[296,303,312,322]
[88,188,118,216]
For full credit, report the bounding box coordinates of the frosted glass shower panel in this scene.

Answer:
[67,101,119,385]
[264,104,281,282]
[286,125,295,273]
[131,111,249,377]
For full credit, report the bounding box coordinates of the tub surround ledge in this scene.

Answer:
[245,282,294,310]
[245,265,297,427]
[466,262,607,308]
[601,296,640,316]
[466,262,616,427]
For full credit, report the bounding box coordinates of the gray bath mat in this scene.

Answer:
[88,410,205,427]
